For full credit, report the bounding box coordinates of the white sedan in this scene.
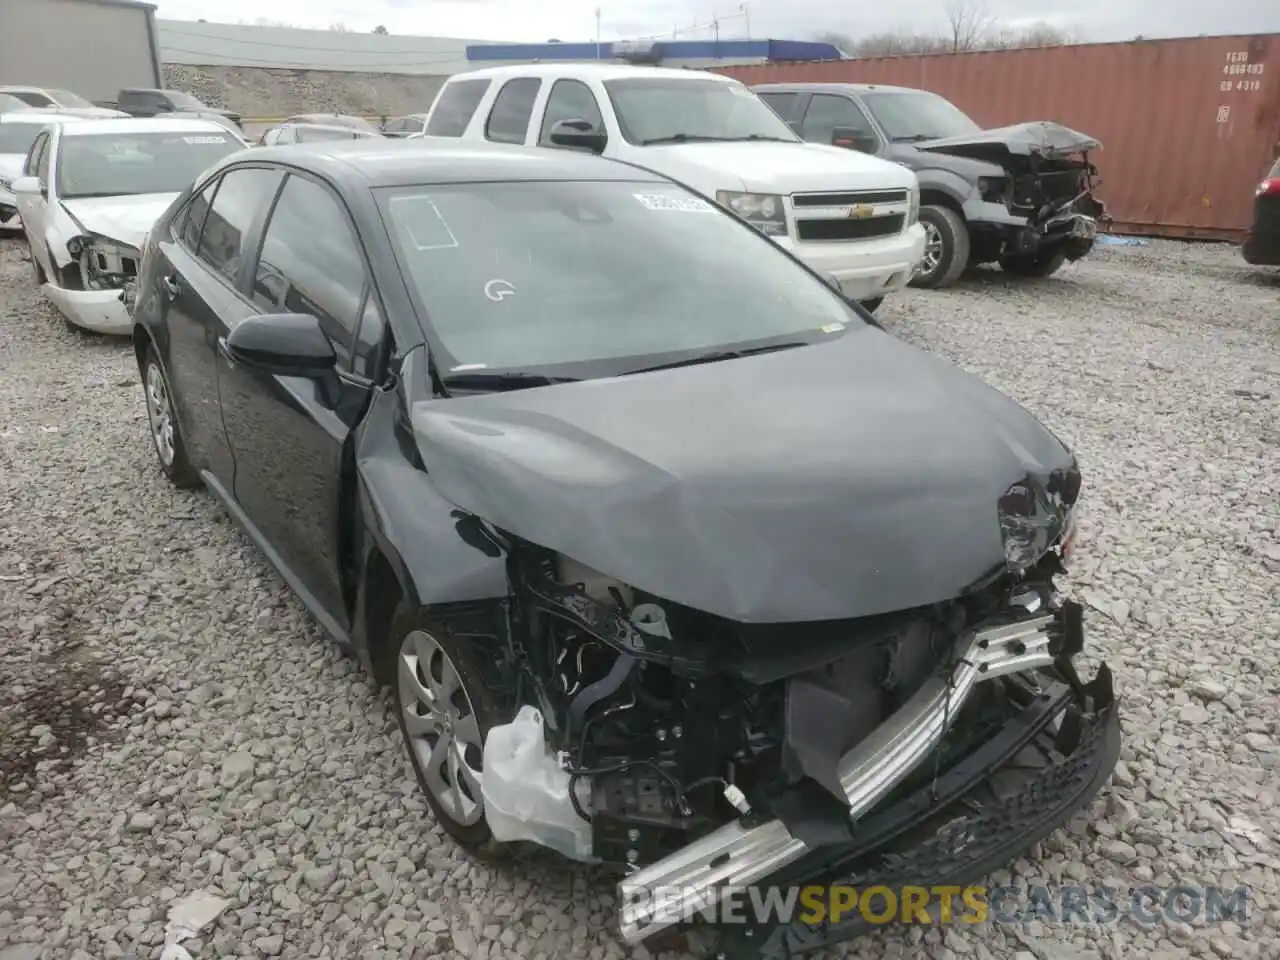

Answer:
[11,116,246,334]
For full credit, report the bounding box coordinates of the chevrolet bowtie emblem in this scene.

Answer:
[848,204,874,219]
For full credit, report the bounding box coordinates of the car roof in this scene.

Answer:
[451,63,742,83]
[238,138,669,188]
[752,82,923,94]
[56,117,236,137]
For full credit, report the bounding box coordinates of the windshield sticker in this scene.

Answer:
[633,193,715,213]
[182,135,229,144]
[389,195,459,251]
[820,322,846,333]
[484,279,516,302]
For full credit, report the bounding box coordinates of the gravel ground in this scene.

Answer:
[0,235,1277,960]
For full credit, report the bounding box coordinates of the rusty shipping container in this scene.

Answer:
[716,35,1280,241]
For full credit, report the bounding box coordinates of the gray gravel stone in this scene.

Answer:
[0,237,1277,960]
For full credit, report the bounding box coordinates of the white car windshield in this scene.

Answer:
[380,179,858,375]
[603,78,799,146]
[862,91,982,142]
[56,130,242,199]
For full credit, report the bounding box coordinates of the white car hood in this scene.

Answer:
[0,154,24,183]
[59,193,181,249]
[648,141,915,194]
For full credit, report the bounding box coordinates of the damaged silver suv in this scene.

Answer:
[130,138,1120,959]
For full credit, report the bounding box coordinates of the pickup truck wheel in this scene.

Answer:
[392,606,506,857]
[142,347,200,488]
[909,206,970,290]
[1000,251,1066,279]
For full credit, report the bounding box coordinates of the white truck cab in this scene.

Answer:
[423,64,926,307]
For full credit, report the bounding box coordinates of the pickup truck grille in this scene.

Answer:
[793,189,909,207]
[796,214,905,242]
[790,188,910,243]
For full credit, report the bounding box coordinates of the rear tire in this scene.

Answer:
[1000,251,1066,279]
[909,205,971,290]
[391,604,507,858]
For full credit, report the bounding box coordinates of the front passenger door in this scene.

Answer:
[19,132,52,277]
[217,172,380,632]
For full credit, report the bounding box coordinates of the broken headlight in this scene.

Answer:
[716,190,787,237]
[997,474,1077,574]
[75,236,141,290]
[978,176,1012,204]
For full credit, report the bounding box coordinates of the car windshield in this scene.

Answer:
[603,78,799,145]
[379,179,858,376]
[5,90,54,107]
[862,91,981,142]
[0,121,43,155]
[56,130,242,199]
[49,89,93,108]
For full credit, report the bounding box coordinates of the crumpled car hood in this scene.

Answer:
[411,328,1076,623]
[59,192,180,250]
[918,122,1102,162]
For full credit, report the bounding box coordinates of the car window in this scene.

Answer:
[195,167,284,286]
[180,178,219,251]
[22,132,47,176]
[56,130,242,199]
[603,77,798,146]
[801,95,876,147]
[35,134,51,182]
[379,179,860,374]
[250,174,369,366]
[757,91,799,122]
[539,79,605,145]
[0,121,43,156]
[426,79,491,137]
[9,91,53,107]
[485,78,541,145]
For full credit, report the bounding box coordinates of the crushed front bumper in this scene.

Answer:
[42,282,132,335]
[617,603,1120,955]
[964,195,1107,262]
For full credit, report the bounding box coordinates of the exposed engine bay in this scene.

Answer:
[452,503,1116,953]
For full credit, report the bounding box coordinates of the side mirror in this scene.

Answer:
[548,118,607,154]
[831,127,879,154]
[10,176,43,197]
[222,313,336,376]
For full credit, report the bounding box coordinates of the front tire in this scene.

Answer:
[910,205,971,290]
[391,606,504,854]
[142,346,200,488]
[1000,251,1067,279]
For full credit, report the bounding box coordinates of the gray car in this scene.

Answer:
[755,83,1108,287]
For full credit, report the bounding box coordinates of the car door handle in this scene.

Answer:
[162,275,181,300]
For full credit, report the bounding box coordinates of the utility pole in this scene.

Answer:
[740,2,750,39]
[595,8,601,59]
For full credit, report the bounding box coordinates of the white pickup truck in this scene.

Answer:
[422,63,926,310]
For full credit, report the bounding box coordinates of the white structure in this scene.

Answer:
[157,20,499,75]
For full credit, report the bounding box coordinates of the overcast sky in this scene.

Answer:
[155,0,1279,45]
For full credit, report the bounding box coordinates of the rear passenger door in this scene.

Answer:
[217,171,383,632]
[155,166,285,487]
[483,77,542,145]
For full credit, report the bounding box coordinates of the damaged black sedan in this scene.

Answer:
[130,138,1119,958]
[755,82,1108,288]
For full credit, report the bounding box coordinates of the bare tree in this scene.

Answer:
[329,21,350,32]
[372,25,389,35]
[944,0,995,51]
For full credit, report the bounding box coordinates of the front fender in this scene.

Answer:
[351,367,509,658]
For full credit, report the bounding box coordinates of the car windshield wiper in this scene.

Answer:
[441,370,579,392]
[628,341,809,375]
[891,134,943,143]
[719,134,797,143]
[639,133,737,145]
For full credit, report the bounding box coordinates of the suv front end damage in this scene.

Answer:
[921,122,1109,271]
